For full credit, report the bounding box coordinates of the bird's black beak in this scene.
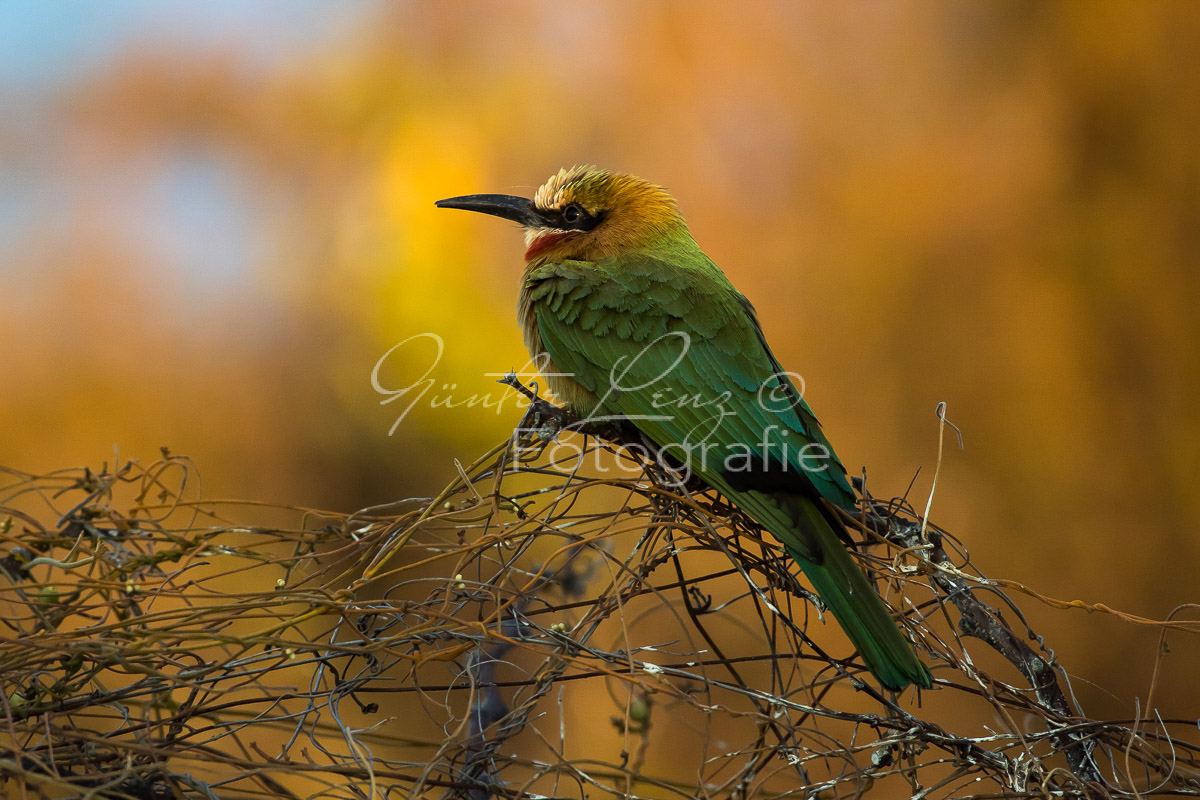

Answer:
[435,193,542,227]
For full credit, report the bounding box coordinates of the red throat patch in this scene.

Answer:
[524,231,574,261]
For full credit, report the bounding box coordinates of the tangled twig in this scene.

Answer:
[1,417,1198,799]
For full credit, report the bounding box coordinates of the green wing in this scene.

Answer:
[527,254,856,510]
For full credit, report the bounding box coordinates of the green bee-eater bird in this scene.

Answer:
[437,166,931,690]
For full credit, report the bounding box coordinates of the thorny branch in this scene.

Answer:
[893,512,1102,785]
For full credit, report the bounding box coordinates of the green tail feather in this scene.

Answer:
[784,502,931,690]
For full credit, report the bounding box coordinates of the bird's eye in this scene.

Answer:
[556,202,602,231]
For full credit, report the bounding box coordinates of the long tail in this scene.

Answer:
[781,497,931,690]
[706,474,931,690]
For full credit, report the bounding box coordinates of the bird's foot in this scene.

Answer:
[500,372,576,444]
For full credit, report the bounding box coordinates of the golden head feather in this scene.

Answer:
[524,166,687,261]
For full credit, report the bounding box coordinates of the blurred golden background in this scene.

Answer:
[3,1,1198,725]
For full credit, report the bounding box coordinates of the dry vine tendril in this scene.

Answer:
[1,431,1198,799]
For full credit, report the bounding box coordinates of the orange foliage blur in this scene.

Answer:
[3,0,1199,728]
